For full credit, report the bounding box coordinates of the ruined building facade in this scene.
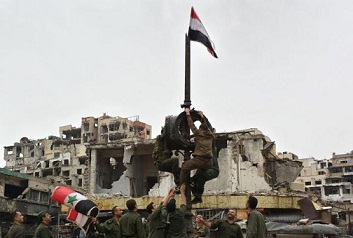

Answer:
[295,151,353,203]
[3,113,152,190]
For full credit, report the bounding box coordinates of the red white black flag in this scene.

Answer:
[51,186,99,217]
[188,7,218,58]
[67,208,92,236]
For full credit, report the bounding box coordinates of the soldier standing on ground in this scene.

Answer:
[92,206,123,238]
[120,199,146,238]
[200,209,243,238]
[193,215,209,238]
[34,211,53,238]
[146,188,174,238]
[161,185,187,238]
[5,211,24,238]
[246,196,267,238]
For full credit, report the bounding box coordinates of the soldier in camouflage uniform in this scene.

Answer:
[152,128,181,186]
[92,206,123,238]
[193,215,210,238]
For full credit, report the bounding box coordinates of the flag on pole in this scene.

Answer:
[188,7,218,58]
[51,186,99,217]
[67,209,92,236]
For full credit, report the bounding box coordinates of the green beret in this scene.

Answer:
[37,211,46,224]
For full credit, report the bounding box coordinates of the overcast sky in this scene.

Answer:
[1,0,353,168]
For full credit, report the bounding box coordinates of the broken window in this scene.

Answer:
[343,186,351,194]
[44,161,49,168]
[102,125,108,134]
[29,189,40,202]
[54,168,61,176]
[330,167,343,173]
[5,183,27,199]
[146,130,150,136]
[79,158,86,165]
[53,161,61,167]
[65,180,72,186]
[63,170,70,177]
[34,172,40,177]
[54,152,60,158]
[40,192,49,203]
[340,160,348,164]
[305,181,311,186]
[324,186,340,195]
[42,169,53,177]
[315,180,322,185]
[129,127,134,132]
[78,179,83,187]
[63,160,69,166]
[109,122,120,131]
[318,171,326,175]
[83,123,90,132]
[331,179,340,183]
[346,166,353,172]
[77,169,82,175]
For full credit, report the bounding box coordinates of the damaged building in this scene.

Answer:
[0,168,62,236]
[5,113,344,236]
[296,151,353,203]
[3,113,152,191]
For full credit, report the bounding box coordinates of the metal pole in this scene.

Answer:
[182,34,191,109]
[181,33,193,237]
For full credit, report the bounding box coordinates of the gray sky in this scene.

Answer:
[1,0,353,168]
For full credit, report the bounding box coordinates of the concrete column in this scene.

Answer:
[89,149,97,194]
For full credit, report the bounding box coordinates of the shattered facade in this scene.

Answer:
[3,114,152,191]
[85,128,303,200]
[0,168,62,236]
[296,152,353,203]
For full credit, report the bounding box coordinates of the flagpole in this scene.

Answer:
[182,33,191,108]
[179,33,193,237]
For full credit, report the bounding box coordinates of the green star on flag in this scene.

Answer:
[68,194,78,205]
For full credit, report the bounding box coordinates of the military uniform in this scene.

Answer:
[246,210,267,238]
[120,211,146,238]
[147,204,164,238]
[193,223,209,238]
[95,217,121,238]
[180,114,214,186]
[5,223,24,238]
[161,204,187,238]
[210,219,243,238]
[152,131,180,186]
[33,223,53,238]
[190,141,219,201]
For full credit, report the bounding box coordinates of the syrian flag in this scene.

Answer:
[188,7,218,58]
[51,186,99,217]
[67,209,92,236]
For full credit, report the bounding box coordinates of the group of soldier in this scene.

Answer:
[5,108,266,238]
[5,210,53,238]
